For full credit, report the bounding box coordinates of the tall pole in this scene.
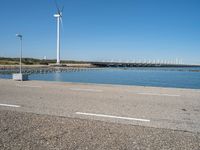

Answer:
[57,16,60,64]
[16,34,22,74]
[20,37,22,74]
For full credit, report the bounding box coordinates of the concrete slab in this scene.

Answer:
[12,73,28,81]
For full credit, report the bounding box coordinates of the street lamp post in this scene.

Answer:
[13,34,28,81]
[16,34,22,74]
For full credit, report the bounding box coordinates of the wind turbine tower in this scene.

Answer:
[54,2,63,65]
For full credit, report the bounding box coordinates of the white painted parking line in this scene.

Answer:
[137,92,180,97]
[0,103,21,108]
[76,112,150,122]
[16,84,42,88]
[69,88,103,92]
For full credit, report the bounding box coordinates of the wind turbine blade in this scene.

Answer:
[61,6,64,13]
[60,17,64,30]
[54,0,60,13]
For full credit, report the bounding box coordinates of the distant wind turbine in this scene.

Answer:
[54,1,64,65]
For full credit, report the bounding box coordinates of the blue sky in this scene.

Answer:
[0,0,200,64]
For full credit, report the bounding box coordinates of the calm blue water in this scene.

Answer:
[1,67,200,89]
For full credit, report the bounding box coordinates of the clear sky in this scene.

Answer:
[0,0,200,64]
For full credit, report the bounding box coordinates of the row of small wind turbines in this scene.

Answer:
[100,59,184,65]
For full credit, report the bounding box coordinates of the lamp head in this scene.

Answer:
[16,34,22,39]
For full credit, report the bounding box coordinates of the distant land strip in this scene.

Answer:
[0,57,200,70]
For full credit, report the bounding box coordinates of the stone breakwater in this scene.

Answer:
[0,65,99,74]
[0,65,200,75]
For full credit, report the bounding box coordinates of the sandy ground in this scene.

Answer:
[0,110,200,150]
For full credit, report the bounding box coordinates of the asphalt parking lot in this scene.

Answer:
[0,79,200,149]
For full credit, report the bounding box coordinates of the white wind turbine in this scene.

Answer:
[54,1,64,65]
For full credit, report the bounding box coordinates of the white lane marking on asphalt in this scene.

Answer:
[16,84,42,88]
[76,112,150,122]
[69,88,102,92]
[137,92,180,97]
[0,103,21,108]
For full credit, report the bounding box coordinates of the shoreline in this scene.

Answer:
[1,78,200,91]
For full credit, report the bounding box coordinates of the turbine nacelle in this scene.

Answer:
[54,14,61,18]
